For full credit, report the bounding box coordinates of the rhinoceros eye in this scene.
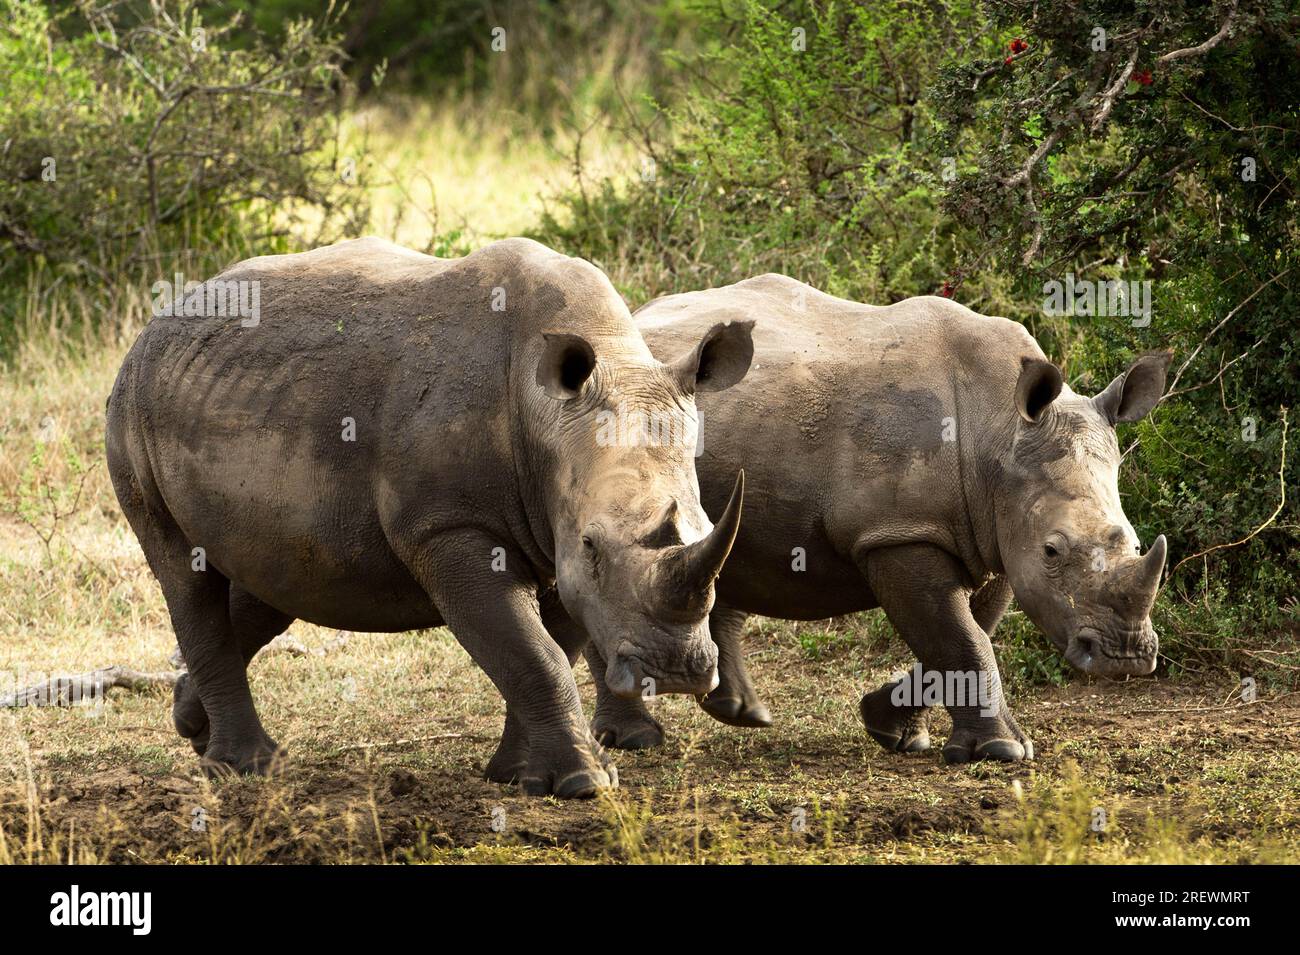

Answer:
[1043,534,1069,560]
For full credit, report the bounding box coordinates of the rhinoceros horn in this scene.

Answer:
[672,470,745,591]
[1134,534,1167,606]
[1115,534,1167,616]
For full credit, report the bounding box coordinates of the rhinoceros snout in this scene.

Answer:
[605,643,719,699]
[1066,625,1158,677]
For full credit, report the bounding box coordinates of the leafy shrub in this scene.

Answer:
[0,0,365,345]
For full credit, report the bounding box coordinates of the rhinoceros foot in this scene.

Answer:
[173,673,210,755]
[519,734,618,799]
[697,693,773,729]
[199,733,284,778]
[484,751,528,786]
[940,712,1035,765]
[591,697,666,750]
[858,681,931,754]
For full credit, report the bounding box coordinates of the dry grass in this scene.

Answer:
[335,94,640,254]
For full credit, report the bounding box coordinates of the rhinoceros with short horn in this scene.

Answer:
[580,275,1169,762]
[105,237,754,796]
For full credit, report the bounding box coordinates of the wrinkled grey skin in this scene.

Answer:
[106,237,754,797]
[580,275,1169,762]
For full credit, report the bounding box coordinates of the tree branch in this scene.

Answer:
[1158,0,1239,63]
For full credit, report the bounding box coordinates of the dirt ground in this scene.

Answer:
[3,615,1297,864]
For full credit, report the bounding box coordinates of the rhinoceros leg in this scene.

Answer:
[173,585,293,758]
[859,545,1033,763]
[109,449,281,776]
[585,642,666,750]
[859,574,1015,754]
[696,606,772,728]
[163,575,282,777]
[858,676,934,754]
[485,588,590,784]
[415,533,615,798]
[970,574,1014,633]
[519,595,664,751]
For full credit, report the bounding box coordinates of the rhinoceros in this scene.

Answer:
[105,237,755,797]
[579,275,1169,762]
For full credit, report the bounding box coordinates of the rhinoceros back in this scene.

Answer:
[633,275,1044,614]
[105,237,622,630]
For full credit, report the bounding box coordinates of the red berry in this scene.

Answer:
[1005,56,1014,65]
[1133,69,1153,86]
[1010,38,1028,54]
[940,281,954,298]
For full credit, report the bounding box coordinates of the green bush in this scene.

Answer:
[0,0,365,346]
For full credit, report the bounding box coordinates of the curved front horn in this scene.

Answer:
[681,470,745,588]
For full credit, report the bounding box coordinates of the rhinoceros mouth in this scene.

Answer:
[604,648,719,699]
[1066,627,1157,676]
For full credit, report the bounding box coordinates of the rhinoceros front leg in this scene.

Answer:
[485,588,591,784]
[584,642,666,750]
[416,533,616,798]
[858,545,1032,763]
[858,573,1015,754]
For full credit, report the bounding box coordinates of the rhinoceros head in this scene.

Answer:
[995,352,1172,677]
[536,320,755,698]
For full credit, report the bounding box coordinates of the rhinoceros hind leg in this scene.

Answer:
[858,679,932,753]
[172,585,293,758]
[172,673,210,756]
[167,572,282,778]
[696,607,772,727]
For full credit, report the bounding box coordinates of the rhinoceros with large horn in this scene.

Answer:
[580,275,1169,763]
[106,237,753,796]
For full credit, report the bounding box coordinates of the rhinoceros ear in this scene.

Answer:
[1093,351,1172,425]
[669,320,755,394]
[1015,356,1064,424]
[536,332,597,400]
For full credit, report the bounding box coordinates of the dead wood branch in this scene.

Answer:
[1158,0,1239,63]
[1170,407,1290,576]
[1,666,181,708]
